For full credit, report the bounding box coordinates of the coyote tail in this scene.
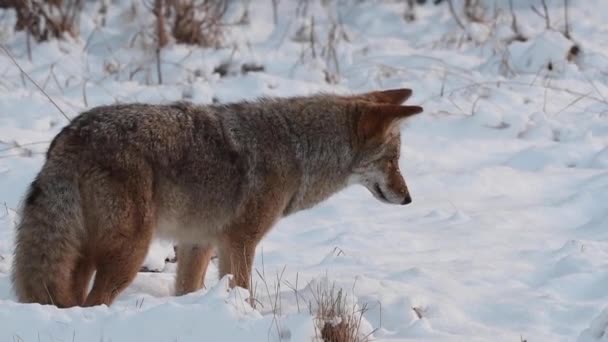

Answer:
[11,160,84,307]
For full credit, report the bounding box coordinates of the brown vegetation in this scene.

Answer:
[2,0,82,42]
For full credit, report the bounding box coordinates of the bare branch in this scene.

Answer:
[508,0,526,42]
[541,0,550,29]
[153,0,168,84]
[531,0,551,29]
[271,0,279,25]
[563,0,571,38]
[0,43,70,121]
[447,0,465,30]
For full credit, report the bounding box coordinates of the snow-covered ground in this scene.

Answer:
[1,0,608,340]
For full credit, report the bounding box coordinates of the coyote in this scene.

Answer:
[11,89,423,307]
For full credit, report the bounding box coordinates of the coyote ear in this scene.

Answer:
[356,88,413,105]
[358,104,423,142]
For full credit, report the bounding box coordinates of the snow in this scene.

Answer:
[1,0,608,341]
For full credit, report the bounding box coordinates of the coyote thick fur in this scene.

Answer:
[12,89,423,307]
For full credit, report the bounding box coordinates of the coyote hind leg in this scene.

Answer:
[81,167,155,307]
[83,215,153,306]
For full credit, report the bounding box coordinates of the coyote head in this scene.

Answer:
[348,89,423,205]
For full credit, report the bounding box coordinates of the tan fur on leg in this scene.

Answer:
[218,238,256,289]
[175,244,213,295]
[84,233,151,306]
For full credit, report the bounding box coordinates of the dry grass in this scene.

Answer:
[4,0,82,42]
[309,281,373,342]
[166,0,227,47]
[248,248,375,342]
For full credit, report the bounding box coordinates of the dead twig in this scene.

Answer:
[153,0,168,84]
[563,0,571,38]
[421,79,608,107]
[0,43,70,121]
[271,0,279,25]
[553,91,592,116]
[508,0,526,42]
[531,0,551,29]
[447,0,465,30]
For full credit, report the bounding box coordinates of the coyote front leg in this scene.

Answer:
[218,237,256,289]
[175,244,214,295]
[217,199,285,290]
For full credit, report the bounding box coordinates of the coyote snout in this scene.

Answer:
[355,150,413,206]
[372,160,411,205]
